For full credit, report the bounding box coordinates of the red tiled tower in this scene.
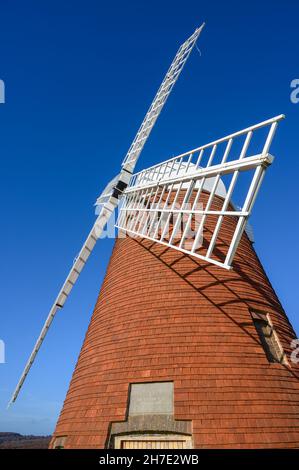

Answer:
[50,192,299,449]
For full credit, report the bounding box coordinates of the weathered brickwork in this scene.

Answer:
[50,193,299,448]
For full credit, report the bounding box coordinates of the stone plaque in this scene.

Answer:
[128,382,174,416]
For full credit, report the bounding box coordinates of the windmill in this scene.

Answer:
[9,26,299,450]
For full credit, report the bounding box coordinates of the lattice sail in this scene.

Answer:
[121,24,205,168]
[95,24,205,209]
[116,115,284,269]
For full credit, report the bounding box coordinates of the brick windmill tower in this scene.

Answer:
[10,25,299,449]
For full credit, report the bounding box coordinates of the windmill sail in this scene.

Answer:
[9,25,205,406]
[116,115,284,269]
[95,24,205,208]
[122,24,205,168]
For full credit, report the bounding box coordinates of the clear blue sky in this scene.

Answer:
[0,0,298,435]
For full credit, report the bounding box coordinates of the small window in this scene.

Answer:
[251,310,287,364]
[53,436,67,449]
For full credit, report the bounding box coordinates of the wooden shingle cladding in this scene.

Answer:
[50,193,299,449]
